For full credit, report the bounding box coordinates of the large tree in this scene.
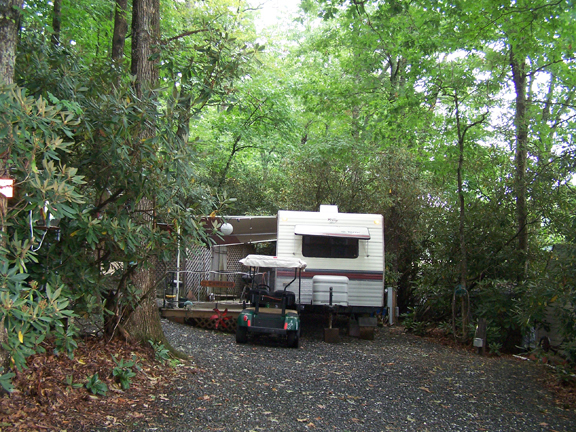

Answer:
[0,0,22,85]
[112,0,129,63]
[117,0,163,343]
[0,0,23,373]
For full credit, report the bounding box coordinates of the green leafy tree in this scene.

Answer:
[8,0,266,347]
[432,0,576,278]
[0,85,85,373]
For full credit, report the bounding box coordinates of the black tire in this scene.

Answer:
[287,330,299,348]
[236,326,248,344]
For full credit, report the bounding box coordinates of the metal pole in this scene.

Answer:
[298,268,301,305]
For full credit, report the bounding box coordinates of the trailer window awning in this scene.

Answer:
[240,255,307,269]
[294,225,371,240]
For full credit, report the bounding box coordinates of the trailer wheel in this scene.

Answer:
[287,331,299,348]
[236,326,248,344]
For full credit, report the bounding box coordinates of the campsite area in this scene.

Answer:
[1,1,576,430]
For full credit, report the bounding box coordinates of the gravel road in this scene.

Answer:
[132,315,576,432]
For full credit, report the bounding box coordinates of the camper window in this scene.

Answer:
[301,235,359,259]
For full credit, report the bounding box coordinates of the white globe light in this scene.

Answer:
[220,223,233,236]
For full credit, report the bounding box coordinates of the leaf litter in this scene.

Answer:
[0,336,192,431]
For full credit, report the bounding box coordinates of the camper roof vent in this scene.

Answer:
[319,205,339,213]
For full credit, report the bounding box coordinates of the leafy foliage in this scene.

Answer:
[0,367,15,393]
[149,340,170,364]
[0,0,263,389]
[287,0,576,361]
[0,83,84,373]
[112,355,139,390]
[84,372,108,396]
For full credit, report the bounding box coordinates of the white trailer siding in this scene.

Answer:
[275,209,384,308]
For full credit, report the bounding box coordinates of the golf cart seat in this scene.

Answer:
[248,288,269,306]
[264,290,296,309]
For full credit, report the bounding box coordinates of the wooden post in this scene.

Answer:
[324,308,339,343]
[475,318,487,356]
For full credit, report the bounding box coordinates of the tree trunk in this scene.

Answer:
[0,0,22,85]
[51,0,62,46]
[455,96,468,296]
[124,0,165,345]
[0,0,23,370]
[124,257,165,343]
[131,0,159,98]
[510,47,529,279]
[455,96,469,342]
[112,0,128,62]
[175,91,192,144]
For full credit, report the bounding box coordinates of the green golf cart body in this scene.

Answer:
[236,255,307,348]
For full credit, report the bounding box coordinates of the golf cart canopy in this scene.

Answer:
[239,255,307,269]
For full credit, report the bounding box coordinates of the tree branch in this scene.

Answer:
[162,29,210,44]
[91,189,125,215]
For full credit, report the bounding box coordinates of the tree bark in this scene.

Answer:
[455,95,469,341]
[0,0,23,371]
[124,257,166,343]
[0,0,22,85]
[455,95,468,296]
[51,0,62,46]
[131,0,159,98]
[510,47,529,279]
[175,91,192,144]
[124,0,165,345]
[112,0,128,62]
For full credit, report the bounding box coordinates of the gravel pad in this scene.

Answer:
[133,316,576,432]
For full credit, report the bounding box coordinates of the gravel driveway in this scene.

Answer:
[132,315,576,432]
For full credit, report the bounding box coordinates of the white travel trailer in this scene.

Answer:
[275,205,385,314]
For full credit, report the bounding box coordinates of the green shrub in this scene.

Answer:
[401,306,429,336]
[85,373,108,396]
[65,374,82,389]
[488,341,503,356]
[112,355,138,390]
[149,340,170,363]
[0,368,15,393]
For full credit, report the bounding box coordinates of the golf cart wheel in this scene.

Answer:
[287,330,299,348]
[236,326,248,344]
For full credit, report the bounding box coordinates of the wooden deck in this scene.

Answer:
[160,301,245,332]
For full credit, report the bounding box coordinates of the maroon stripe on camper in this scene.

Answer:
[277,269,383,281]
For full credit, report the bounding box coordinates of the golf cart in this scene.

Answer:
[236,255,307,348]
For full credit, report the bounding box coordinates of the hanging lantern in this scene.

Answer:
[220,222,233,236]
[0,178,14,198]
